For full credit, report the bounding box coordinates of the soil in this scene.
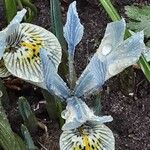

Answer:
[0,0,150,150]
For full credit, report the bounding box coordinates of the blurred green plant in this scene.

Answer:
[3,0,37,23]
[3,0,17,23]
[18,97,38,131]
[0,83,26,150]
[21,124,38,150]
[50,0,66,51]
[125,5,150,47]
[98,0,150,82]
[0,79,9,108]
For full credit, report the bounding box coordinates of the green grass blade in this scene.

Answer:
[2,0,17,23]
[98,0,150,82]
[99,0,120,21]
[18,97,38,131]
[138,54,150,81]
[20,0,37,22]
[0,85,26,150]
[21,124,38,150]
[50,0,66,51]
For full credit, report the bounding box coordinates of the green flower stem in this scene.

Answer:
[99,0,120,21]
[3,0,17,23]
[20,0,37,22]
[68,54,77,89]
[98,0,150,82]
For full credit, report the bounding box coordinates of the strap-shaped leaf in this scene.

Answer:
[18,97,38,130]
[0,92,26,149]
[21,125,37,150]
[61,97,112,130]
[64,1,84,56]
[74,55,107,97]
[40,48,70,100]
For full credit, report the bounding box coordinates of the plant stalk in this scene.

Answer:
[3,0,17,23]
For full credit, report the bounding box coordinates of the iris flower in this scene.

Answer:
[40,1,144,150]
[40,48,114,150]
[0,9,62,88]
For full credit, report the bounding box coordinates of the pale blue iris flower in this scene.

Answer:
[40,1,145,150]
[95,19,144,80]
[40,48,112,129]
[0,9,62,89]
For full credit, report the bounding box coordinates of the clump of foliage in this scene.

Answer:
[125,5,150,46]
[125,5,150,63]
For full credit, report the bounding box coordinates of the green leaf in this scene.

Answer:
[20,0,37,22]
[99,0,121,21]
[2,0,17,23]
[0,92,26,150]
[21,125,38,150]
[18,97,38,131]
[50,0,66,51]
[138,54,150,81]
[125,5,150,38]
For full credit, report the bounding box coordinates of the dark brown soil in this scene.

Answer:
[1,0,150,150]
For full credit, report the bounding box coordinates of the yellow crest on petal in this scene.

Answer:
[60,123,115,150]
[3,23,62,87]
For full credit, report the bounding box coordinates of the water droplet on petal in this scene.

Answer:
[102,44,112,55]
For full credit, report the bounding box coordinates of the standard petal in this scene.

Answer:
[105,31,144,79]
[60,122,115,150]
[97,19,125,56]
[64,1,84,55]
[61,97,91,130]
[40,48,70,100]
[74,55,107,97]
[3,23,62,88]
